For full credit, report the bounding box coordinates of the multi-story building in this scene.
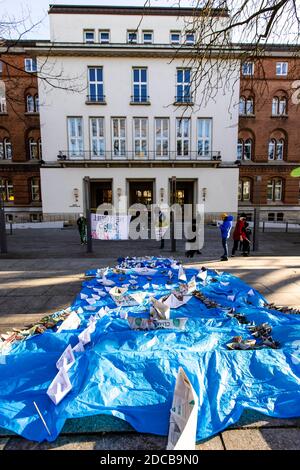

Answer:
[238,48,300,222]
[33,5,240,223]
[0,41,43,222]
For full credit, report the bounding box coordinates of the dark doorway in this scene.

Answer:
[128,180,154,209]
[169,180,195,207]
[90,180,112,210]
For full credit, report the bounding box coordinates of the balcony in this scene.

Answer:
[173,95,194,106]
[85,94,106,104]
[130,95,151,105]
[57,150,221,162]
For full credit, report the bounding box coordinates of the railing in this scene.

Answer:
[174,95,193,104]
[57,150,222,161]
[86,95,106,103]
[130,95,150,103]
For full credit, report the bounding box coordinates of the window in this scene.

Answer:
[88,67,104,102]
[0,80,6,113]
[132,68,148,103]
[67,117,83,157]
[276,62,288,76]
[0,178,14,201]
[31,177,40,202]
[155,118,169,158]
[133,118,148,157]
[35,95,39,113]
[26,95,35,113]
[242,62,254,76]
[30,213,42,222]
[267,178,283,201]
[239,96,254,115]
[112,118,126,157]
[176,118,190,157]
[38,139,42,158]
[170,31,181,44]
[272,96,287,115]
[6,214,13,223]
[268,212,275,221]
[238,178,251,202]
[127,31,137,43]
[176,68,191,103]
[24,58,37,73]
[142,31,153,44]
[237,138,252,160]
[277,212,284,221]
[268,138,284,160]
[90,117,105,158]
[197,119,212,157]
[29,138,39,160]
[99,30,110,44]
[0,137,12,159]
[84,30,95,43]
[185,32,195,44]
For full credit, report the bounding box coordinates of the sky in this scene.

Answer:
[1,0,197,40]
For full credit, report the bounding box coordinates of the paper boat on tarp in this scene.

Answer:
[133,267,157,276]
[78,327,91,345]
[178,265,187,282]
[128,317,187,331]
[56,344,75,371]
[197,269,207,281]
[150,297,170,320]
[98,277,115,286]
[167,367,198,450]
[109,287,146,307]
[72,341,85,353]
[56,312,81,333]
[46,368,72,406]
[160,293,192,309]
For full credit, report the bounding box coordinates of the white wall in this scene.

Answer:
[38,56,239,162]
[40,167,239,215]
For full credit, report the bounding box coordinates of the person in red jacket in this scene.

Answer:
[231,214,246,257]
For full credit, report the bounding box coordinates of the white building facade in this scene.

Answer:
[35,5,240,221]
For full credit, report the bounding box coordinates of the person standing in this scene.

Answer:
[231,214,246,257]
[219,213,233,261]
[76,213,87,245]
[242,222,252,256]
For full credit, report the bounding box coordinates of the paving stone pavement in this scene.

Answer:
[1,228,300,450]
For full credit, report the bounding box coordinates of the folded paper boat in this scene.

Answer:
[46,368,72,406]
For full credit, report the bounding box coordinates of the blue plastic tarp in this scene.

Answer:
[0,258,300,443]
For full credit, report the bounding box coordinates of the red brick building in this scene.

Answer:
[0,41,43,222]
[238,46,300,222]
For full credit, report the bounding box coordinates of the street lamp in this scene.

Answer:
[0,192,8,253]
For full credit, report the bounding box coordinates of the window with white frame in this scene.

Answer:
[0,81,6,113]
[26,95,35,113]
[237,138,252,160]
[176,118,190,157]
[112,118,126,157]
[276,62,288,76]
[24,58,37,73]
[155,118,169,158]
[170,31,181,44]
[31,177,40,201]
[67,117,83,157]
[90,117,105,157]
[239,96,254,115]
[35,95,39,112]
[99,30,110,44]
[268,138,284,160]
[132,68,148,103]
[242,62,254,76]
[238,178,251,202]
[88,67,104,102]
[142,31,153,44]
[29,138,39,159]
[127,30,137,43]
[267,178,283,201]
[176,68,192,103]
[84,30,95,43]
[272,96,287,115]
[185,32,195,44]
[133,118,148,157]
[2,138,12,159]
[0,178,14,201]
[197,119,212,156]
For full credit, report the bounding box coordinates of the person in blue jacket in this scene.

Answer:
[219,213,233,261]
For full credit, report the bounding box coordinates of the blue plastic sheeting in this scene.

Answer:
[0,258,300,443]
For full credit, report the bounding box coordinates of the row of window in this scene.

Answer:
[83,29,195,45]
[67,117,212,157]
[86,66,192,104]
[0,177,40,202]
[0,138,42,160]
[239,178,283,202]
[242,61,288,77]
[237,138,285,161]
[239,96,288,116]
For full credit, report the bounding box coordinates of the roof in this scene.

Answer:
[48,4,229,17]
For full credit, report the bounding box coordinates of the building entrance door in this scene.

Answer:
[90,180,112,211]
[128,180,154,209]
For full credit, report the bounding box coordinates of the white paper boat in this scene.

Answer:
[187,276,196,293]
[220,281,230,286]
[167,367,198,450]
[76,307,84,314]
[86,297,97,305]
[57,312,81,333]
[150,297,170,320]
[197,269,207,281]
[91,294,101,300]
[248,289,255,296]
[56,344,75,371]
[227,295,235,302]
[99,277,115,286]
[78,327,91,345]
[171,263,180,270]
[84,306,96,311]
[161,293,192,309]
[143,283,150,290]
[80,293,88,300]
[178,265,187,282]
[133,267,157,276]
[47,368,72,406]
[72,341,85,353]
[168,270,173,279]
[96,307,110,319]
